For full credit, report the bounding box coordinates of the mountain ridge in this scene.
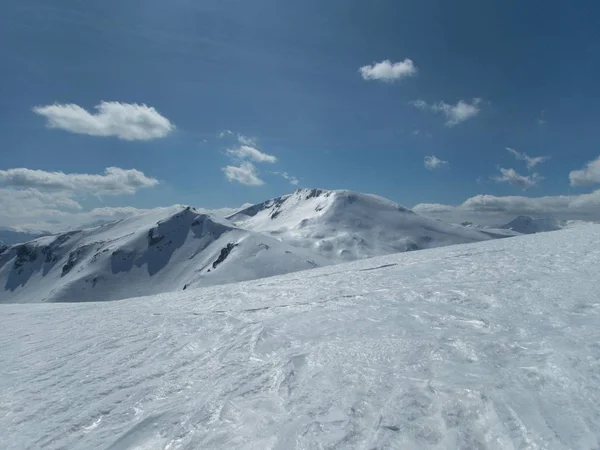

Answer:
[1,188,512,303]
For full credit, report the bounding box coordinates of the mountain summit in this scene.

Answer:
[500,215,562,234]
[0,205,329,303]
[228,188,496,261]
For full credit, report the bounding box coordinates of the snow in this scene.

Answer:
[0,189,503,304]
[0,206,330,303]
[1,225,600,449]
[229,188,496,262]
[499,216,562,234]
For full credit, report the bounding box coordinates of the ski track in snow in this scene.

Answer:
[1,226,600,449]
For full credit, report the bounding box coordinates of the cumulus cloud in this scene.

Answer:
[424,155,449,170]
[413,190,600,224]
[569,156,600,186]
[359,59,418,82]
[0,166,161,231]
[0,189,149,232]
[410,98,482,126]
[226,145,277,163]
[220,131,278,185]
[0,188,81,216]
[0,167,159,195]
[506,147,549,170]
[493,167,543,189]
[223,162,264,186]
[33,101,174,140]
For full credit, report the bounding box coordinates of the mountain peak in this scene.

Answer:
[500,215,561,234]
[229,188,491,262]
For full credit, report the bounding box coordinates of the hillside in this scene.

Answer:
[1,225,599,449]
[228,188,498,261]
[0,206,329,303]
[0,189,511,303]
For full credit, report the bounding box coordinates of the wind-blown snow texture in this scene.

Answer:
[1,226,599,449]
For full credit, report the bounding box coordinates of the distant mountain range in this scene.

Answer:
[0,189,574,303]
[499,215,562,234]
[0,227,49,246]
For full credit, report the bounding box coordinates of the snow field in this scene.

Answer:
[1,225,599,449]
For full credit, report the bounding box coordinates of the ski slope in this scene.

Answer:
[1,225,599,449]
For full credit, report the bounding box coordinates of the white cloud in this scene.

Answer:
[275,171,300,186]
[411,98,482,126]
[413,190,600,224]
[569,156,600,186]
[222,162,264,186]
[0,189,148,232]
[218,130,257,147]
[359,59,418,82]
[237,134,257,146]
[411,203,455,214]
[220,132,277,185]
[424,155,449,170]
[0,188,80,216]
[0,167,160,231]
[0,167,159,195]
[537,110,546,126]
[226,145,277,163]
[219,129,234,138]
[493,167,542,189]
[411,100,428,111]
[506,147,549,170]
[33,101,174,140]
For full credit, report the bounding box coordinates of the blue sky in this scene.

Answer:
[1,0,600,230]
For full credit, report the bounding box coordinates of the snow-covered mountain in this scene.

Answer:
[460,221,521,237]
[2,225,599,449]
[500,215,562,234]
[0,189,517,303]
[228,188,498,261]
[0,205,330,303]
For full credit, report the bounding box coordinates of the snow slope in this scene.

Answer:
[1,225,599,449]
[500,216,562,234]
[0,189,511,303]
[0,206,329,303]
[460,221,521,237]
[229,188,499,262]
